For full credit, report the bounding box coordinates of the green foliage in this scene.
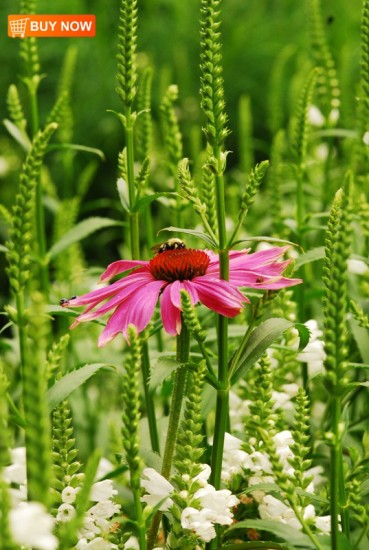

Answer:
[117,0,138,107]
[6,85,27,132]
[200,0,229,147]
[23,293,52,505]
[51,399,82,498]
[160,85,183,174]
[322,184,352,392]
[289,389,313,494]
[292,68,319,165]
[307,0,340,117]
[5,123,57,294]
[121,325,142,491]
[135,67,153,161]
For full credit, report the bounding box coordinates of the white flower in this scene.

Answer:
[141,468,174,511]
[9,501,58,550]
[79,516,101,540]
[90,480,117,502]
[88,500,120,520]
[3,447,27,485]
[259,495,316,531]
[259,495,300,529]
[222,433,253,482]
[56,502,76,522]
[193,463,211,485]
[308,105,325,127]
[297,320,326,377]
[272,383,299,410]
[61,485,78,504]
[193,485,238,525]
[315,515,331,533]
[76,537,115,549]
[229,391,251,432]
[348,259,368,275]
[181,507,216,542]
[123,536,140,549]
[95,458,115,480]
[363,131,369,146]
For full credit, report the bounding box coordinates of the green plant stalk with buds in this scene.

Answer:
[323,184,352,545]
[116,0,159,455]
[148,322,190,550]
[200,0,230,501]
[121,326,147,550]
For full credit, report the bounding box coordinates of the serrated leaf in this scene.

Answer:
[3,118,31,151]
[159,226,217,248]
[229,318,293,385]
[225,519,316,548]
[133,192,178,213]
[48,363,116,409]
[149,354,181,389]
[295,247,325,268]
[47,217,123,260]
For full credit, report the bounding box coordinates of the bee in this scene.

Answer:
[151,238,186,254]
[60,296,77,306]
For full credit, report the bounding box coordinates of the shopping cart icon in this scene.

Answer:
[9,18,29,38]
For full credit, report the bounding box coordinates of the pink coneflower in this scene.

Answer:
[61,246,301,347]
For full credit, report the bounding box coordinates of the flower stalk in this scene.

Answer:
[148,322,190,549]
[117,0,159,454]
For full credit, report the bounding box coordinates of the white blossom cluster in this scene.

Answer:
[141,465,239,543]
[3,447,120,550]
[221,431,331,533]
[56,478,120,549]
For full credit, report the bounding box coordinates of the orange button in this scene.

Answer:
[8,15,96,38]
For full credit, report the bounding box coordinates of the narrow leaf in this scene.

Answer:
[47,143,105,160]
[159,226,217,247]
[47,217,123,260]
[48,363,116,410]
[230,318,293,385]
[295,247,325,268]
[3,118,31,150]
[225,519,316,548]
[133,192,178,212]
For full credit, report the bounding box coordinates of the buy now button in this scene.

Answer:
[8,15,96,38]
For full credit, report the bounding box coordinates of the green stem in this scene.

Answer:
[35,178,49,299]
[132,479,147,550]
[210,144,229,495]
[28,82,39,137]
[148,323,190,549]
[330,396,342,549]
[124,105,159,453]
[142,340,160,453]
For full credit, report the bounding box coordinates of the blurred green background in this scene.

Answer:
[0,0,363,273]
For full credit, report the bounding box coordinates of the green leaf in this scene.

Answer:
[295,247,325,268]
[3,118,31,151]
[225,542,291,550]
[47,143,105,160]
[0,244,9,253]
[48,363,116,410]
[231,236,301,249]
[149,354,181,389]
[294,323,311,351]
[230,318,294,385]
[225,519,316,548]
[47,217,123,260]
[159,226,217,248]
[133,192,178,212]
